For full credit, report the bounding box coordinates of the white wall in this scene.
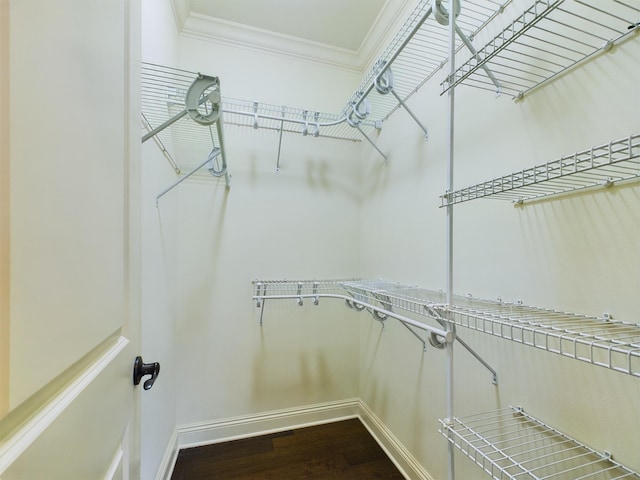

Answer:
[140,0,181,478]
[358,30,640,479]
[172,129,363,426]
[177,34,363,113]
[141,4,367,476]
[141,2,640,479]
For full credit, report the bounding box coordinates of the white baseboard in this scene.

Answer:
[177,398,360,449]
[358,400,435,480]
[155,428,178,480]
[157,398,433,480]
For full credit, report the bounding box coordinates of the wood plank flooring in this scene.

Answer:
[170,418,406,479]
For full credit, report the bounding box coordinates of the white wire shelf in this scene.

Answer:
[441,133,640,206]
[342,0,507,126]
[339,279,448,318]
[141,63,373,174]
[440,406,640,480]
[251,279,453,347]
[443,0,640,98]
[255,279,640,378]
[448,295,640,378]
[253,279,500,379]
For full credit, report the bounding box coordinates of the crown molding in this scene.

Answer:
[181,13,365,73]
[169,0,413,74]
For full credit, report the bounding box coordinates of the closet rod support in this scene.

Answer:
[398,321,428,351]
[455,335,498,385]
[454,25,501,94]
[356,126,388,162]
[390,88,429,139]
[141,114,180,174]
[427,306,498,384]
[142,92,216,143]
[156,148,221,206]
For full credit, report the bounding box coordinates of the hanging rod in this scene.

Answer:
[252,279,454,346]
[252,279,499,382]
[441,133,640,206]
[221,97,387,162]
[440,406,640,479]
[340,280,498,382]
[442,0,639,99]
[252,278,640,377]
[141,62,389,167]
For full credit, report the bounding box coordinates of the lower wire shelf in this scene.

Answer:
[252,279,640,377]
[440,406,640,480]
[339,280,640,378]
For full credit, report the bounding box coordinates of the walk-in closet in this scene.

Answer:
[1,0,638,479]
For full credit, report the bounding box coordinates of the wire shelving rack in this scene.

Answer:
[251,279,453,345]
[341,0,508,130]
[447,294,640,378]
[252,279,640,378]
[343,280,640,378]
[141,63,375,175]
[440,406,640,480]
[441,133,640,206]
[443,0,640,99]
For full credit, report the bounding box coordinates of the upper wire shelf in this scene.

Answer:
[141,63,374,174]
[443,0,640,98]
[441,133,640,206]
[440,406,640,480]
[341,0,508,127]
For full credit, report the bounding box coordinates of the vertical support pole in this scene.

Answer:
[276,107,285,172]
[215,110,231,188]
[445,2,458,480]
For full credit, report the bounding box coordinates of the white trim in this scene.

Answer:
[157,398,434,480]
[0,336,130,475]
[358,400,435,480]
[103,447,124,480]
[177,398,360,449]
[180,16,363,74]
[169,0,413,74]
[155,428,178,480]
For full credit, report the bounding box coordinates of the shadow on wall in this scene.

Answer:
[305,159,362,204]
[251,330,334,407]
[361,155,391,197]
[516,181,639,317]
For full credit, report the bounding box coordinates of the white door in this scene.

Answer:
[0,1,144,478]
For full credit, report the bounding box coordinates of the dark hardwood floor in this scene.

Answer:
[170,418,406,479]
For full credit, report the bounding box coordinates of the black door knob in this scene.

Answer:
[133,356,160,390]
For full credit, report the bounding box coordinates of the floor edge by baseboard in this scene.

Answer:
[177,398,360,450]
[158,398,433,480]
